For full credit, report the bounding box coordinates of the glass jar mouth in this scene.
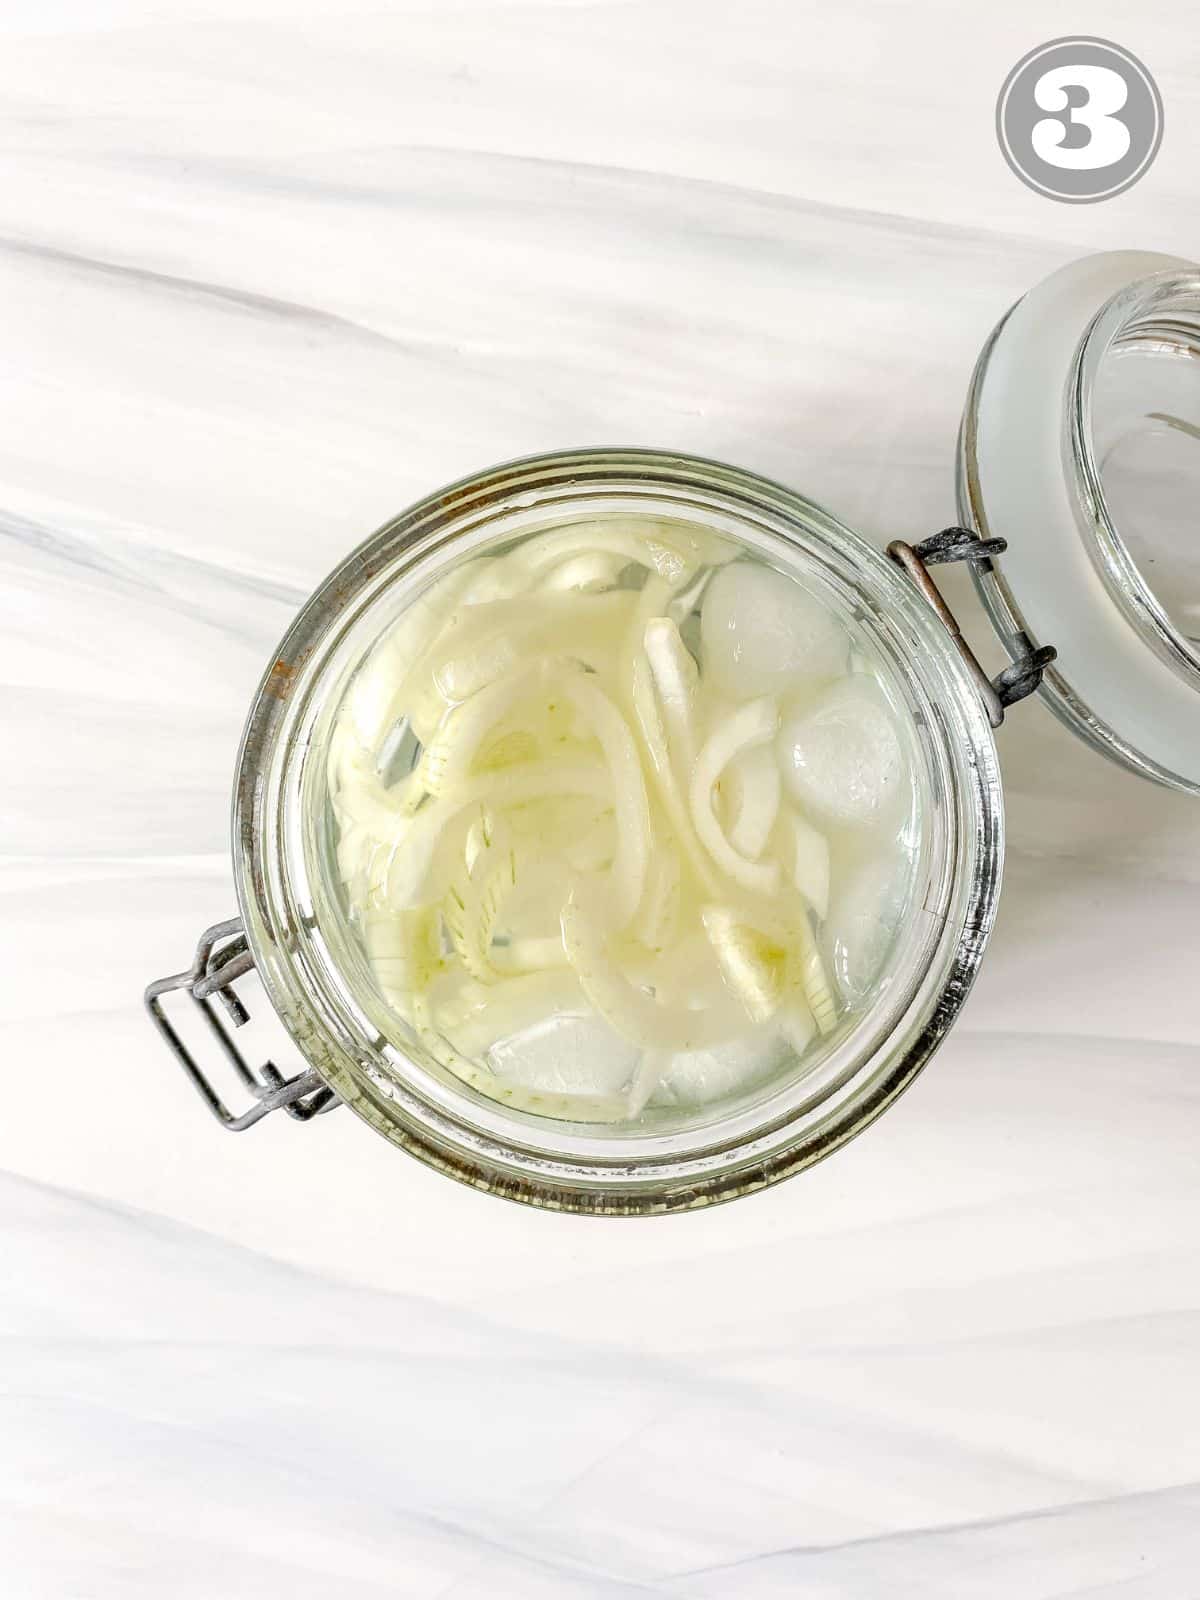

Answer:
[1071,269,1200,686]
[958,251,1200,798]
[232,449,1003,1213]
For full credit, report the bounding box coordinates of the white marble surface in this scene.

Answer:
[3,2,1200,1594]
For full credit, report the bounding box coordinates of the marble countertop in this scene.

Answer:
[3,2,1199,1594]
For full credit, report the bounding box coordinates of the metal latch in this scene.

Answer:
[144,917,340,1131]
[887,527,1056,728]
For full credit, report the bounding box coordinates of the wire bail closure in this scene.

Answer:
[144,917,340,1131]
[887,527,1056,728]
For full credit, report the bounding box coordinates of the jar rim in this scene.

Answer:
[232,448,1004,1213]
[1071,268,1200,686]
[958,251,1200,797]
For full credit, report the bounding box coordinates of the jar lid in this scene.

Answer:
[959,249,1200,795]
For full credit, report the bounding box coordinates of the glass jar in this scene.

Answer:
[147,250,1200,1214]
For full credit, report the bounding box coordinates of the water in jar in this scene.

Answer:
[326,517,921,1124]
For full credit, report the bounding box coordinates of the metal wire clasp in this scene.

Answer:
[887,527,1056,728]
[144,917,339,1131]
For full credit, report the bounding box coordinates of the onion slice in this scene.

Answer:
[490,935,571,975]
[364,903,443,1018]
[416,659,546,799]
[722,744,782,861]
[538,550,626,592]
[644,617,700,774]
[632,845,681,954]
[626,1050,669,1115]
[561,884,744,1052]
[343,562,484,749]
[493,517,733,591]
[630,652,720,898]
[442,811,520,984]
[560,670,651,931]
[690,697,782,895]
[400,590,635,740]
[701,905,782,1025]
[380,756,608,908]
[783,808,831,921]
[791,907,838,1035]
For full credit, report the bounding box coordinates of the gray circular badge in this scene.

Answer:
[997,37,1163,202]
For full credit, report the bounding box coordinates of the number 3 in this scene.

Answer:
[1032,64,1131,170]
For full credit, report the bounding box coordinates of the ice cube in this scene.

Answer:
[777,677,904,828]
[700,564,846,699]
[487,1012,639,1099]
[825,855,908,1006]
[651,1030,791,1110]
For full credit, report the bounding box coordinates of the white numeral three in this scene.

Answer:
[1031,64,1131,170]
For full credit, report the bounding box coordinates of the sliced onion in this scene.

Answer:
[490,935,571,975]
[496,517,732,591]
[380,757,608,908]
[644,616,700,774]
[416,659,545,798]
[344,561,484,749]
[474,727,540,773]
[402,590,636,739]
[721,743,782,860]
[505,794,614,866]
[564,811,617,873]
[538,550,626,592]
[561,884,744,1052]
[626,1049,668,1115]
[561,670,651,931]
[364,903,443,1020]
[632,845,681,954]
[782,808,831,921]
[789,902,839,1036]
[726,892,840,1039]
[634,928,728,1010]
[701,905,782,1025]
[667,567,717,628]
[630,651,721,898]
[333,766,417,899]
[690,697,782,895]
[443,812,520,984]
[777,999,816,1057]
[434,594,636,697]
